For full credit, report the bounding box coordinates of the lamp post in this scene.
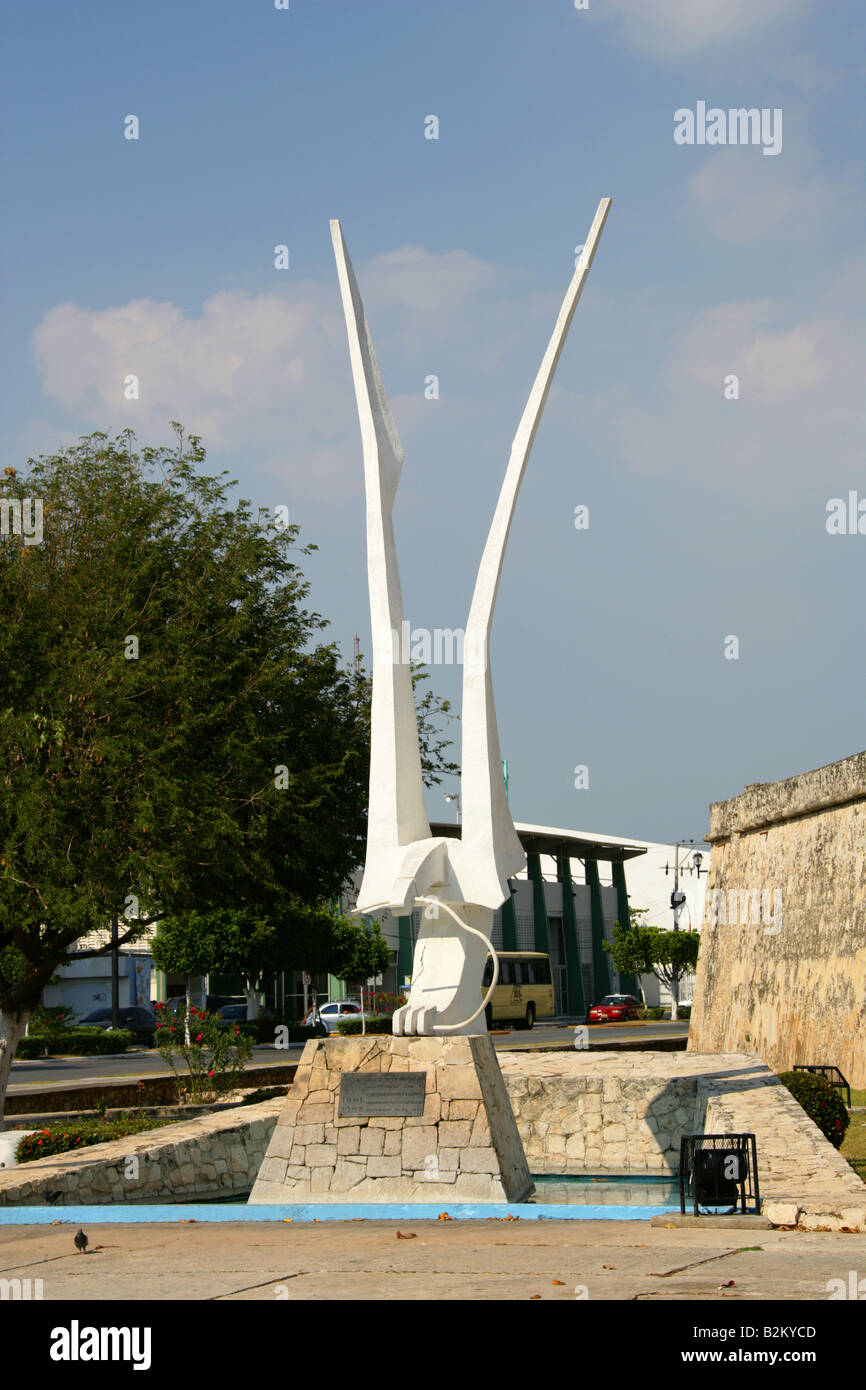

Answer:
[444,792,461,823]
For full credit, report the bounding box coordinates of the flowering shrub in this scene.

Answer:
[778,1070,850,1149]
[368,992,404,1017]
[14,1114,167,1163]
[154,1001,254,1102]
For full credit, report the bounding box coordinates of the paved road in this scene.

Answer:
[7,1022,688,1092]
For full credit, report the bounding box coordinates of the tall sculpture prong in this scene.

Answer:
[332,202,611,1034]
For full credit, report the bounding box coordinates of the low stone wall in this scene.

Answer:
[0,1100,282,1206]
[0,1053,862,1229]
[499,1051,865,1227]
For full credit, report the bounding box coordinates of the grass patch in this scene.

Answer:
[840,1112,866,1185]
[848,1089,866,1108]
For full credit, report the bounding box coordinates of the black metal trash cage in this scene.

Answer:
[679,1133,760,1216]
[793,1064,852,1107]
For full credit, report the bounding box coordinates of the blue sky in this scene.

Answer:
[2,0,864,842]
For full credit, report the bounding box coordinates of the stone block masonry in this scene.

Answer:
[688,751,866,1087]
[0,1052,861,1229]
[249,1035,534,1203]
[499,1051,865,1227]
[0,1099,283,1206]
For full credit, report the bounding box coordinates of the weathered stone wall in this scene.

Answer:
[498,1051,865,1226]
[688,752,866,1087]
[0,1056,861,1228]
[0,1099,282,1206]
[250,1036,533,1204]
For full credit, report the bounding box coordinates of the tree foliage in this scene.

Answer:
[0,427,455,1069]
[604,914,700,1020]
[152,901,391,988]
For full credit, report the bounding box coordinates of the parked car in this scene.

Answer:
[213,1002,248,1029]
[303,1000,364,1034]
[587,994,641,1024]
[165,994,245,1016]
[77,1006,158,1045]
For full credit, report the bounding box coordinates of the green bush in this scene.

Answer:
[336,1015,392,1035]
[59,1028,134,1055]
[778,1070,850,1149]
[638,1006,665,1021]
[678,1005,691,1019]
[16,1027,133,1057]
[15,1114,169,1164]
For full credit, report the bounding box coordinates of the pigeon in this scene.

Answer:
[74,1228,88,1255]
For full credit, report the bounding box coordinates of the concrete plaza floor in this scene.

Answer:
[2,1219,864,1300]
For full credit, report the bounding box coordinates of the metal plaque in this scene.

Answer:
[338,1071,427,1118]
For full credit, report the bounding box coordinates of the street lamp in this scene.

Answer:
[444,792,461,823]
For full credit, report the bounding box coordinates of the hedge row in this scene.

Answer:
[336,1016,392,1035]
[15,1114,170,1163]
[16,1028,134,1059]
[778,1070,850,1149]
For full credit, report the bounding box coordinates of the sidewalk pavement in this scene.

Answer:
[1,1219,863,1300]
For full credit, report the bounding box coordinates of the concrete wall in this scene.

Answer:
[688,752,866,1087]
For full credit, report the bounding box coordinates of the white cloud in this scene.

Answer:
[29,245,502,492]
[552,265,866,485]
[682,146,861,245]
[600,0,807,59]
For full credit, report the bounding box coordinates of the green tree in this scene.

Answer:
[0,428,456,1123]
[152,902,390,1018]
[604,913,700,1022]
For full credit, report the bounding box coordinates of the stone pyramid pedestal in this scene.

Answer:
[249,1034,534,1204]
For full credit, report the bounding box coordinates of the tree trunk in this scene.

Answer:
[245,985,260,1021]
[0,1008,30,1132]
[670,975,680,1022]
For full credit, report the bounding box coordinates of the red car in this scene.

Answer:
[588,994,641,1023]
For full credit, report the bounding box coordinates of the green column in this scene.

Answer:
[585,858,612,1003]
[556,850,586,1018]
[527,852,551,956]
[154,969,167,1004]
[397,914,414,985]
[612,861,639,997]
[500,882,518,952]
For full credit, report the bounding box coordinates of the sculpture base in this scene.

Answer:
[249,1035,534,1204]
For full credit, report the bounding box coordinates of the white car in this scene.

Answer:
[303,1000,364,1034]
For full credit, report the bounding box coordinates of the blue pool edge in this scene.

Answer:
[0,1201,680,1224]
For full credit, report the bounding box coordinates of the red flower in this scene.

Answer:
[234,1026,240,1035]
[195,1033,203,1042]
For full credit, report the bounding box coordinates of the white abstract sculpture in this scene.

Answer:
[331,199,611,1036]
